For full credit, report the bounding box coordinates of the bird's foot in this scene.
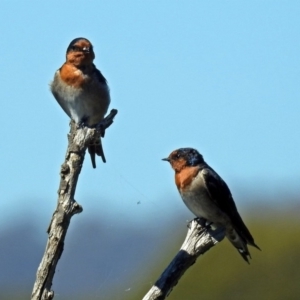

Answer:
[187,217,209,229]
[77,122,85,129]
[77,117,89,129]
[196,217,213,230]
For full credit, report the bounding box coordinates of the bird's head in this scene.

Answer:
[162,148,204,172]
[66,37,95,67]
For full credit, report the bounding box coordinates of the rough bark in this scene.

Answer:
[31,109,118,300]
[143,220,225,300]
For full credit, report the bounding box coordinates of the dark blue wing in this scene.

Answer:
[93,65,107,85]
[202,166,258,247]
[201,166,238,214]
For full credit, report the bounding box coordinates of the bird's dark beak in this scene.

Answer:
[82,47,90,53]
[162,158,170,162]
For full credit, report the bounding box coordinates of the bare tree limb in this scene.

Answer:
[143,219,225,300]
[31,109,118,300]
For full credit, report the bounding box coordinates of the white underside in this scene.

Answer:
[51,70,110,126]
[180,170,229,226]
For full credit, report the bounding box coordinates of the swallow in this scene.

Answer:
[163,148,260,263]
[51,37,111,168]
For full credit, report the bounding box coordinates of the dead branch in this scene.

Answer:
[142,219,225,300]
[31,109,118,300]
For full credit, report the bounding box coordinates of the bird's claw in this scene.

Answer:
[196,217,213,230]
[78,122,86,129]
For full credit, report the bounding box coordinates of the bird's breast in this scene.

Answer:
[178,170,227,223]
[59,64,87,88]
[51,67,110,126]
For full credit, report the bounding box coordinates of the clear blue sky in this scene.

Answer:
[1,1,299,232]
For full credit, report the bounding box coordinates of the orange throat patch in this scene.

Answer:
[59,63,85,88]
[175,166,200,192]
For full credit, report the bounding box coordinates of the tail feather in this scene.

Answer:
[226,228,257,264]
[231,212,261,250]
[237,247,251,264]
[95,138,106,163]
[88,138,106,169]
[88,145,97,168]
[230,213,261,259]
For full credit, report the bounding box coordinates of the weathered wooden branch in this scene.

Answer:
[31,109,118,300]
[143,219,226,300]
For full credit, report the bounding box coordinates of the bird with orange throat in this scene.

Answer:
[163,148,260,263]
[51,37,110,168]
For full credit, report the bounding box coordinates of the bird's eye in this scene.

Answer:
[72,46,80,51]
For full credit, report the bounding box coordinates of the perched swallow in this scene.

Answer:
[163,148,260,263]
[51,37,110,168]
